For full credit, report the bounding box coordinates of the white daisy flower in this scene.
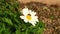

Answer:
[20,8,38,26]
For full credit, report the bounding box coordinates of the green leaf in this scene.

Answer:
[16,30,20,34]
[0,0,4,2]
[2,18,13,25]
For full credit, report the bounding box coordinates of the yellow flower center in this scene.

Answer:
[26,14,32,20]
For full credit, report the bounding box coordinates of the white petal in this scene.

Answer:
[28,10,32,13]
[30,11,36,16]
[29,21,36,26]
[24,19,28,23]
[32,23,35,26]
[35,16,38,19]
[31,22,36,26]
[31,16,38,22]
[35,16,38,22]
[33,12,36,15]
[20,16,25,19]
[22,8,29,15]
[36,19,38,22]
[23,8,28,12]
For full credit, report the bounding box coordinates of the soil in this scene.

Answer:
[18,0,60,6]
[19,2,60,34]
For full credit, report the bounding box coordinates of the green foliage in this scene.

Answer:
[0,0,45,34]
[2,18,13,25]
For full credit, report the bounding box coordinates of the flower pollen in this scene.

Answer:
[26,14,32,21]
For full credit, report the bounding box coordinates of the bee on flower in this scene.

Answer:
[20,7,38,26]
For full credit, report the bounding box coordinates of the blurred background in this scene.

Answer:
[0,0,60,34]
